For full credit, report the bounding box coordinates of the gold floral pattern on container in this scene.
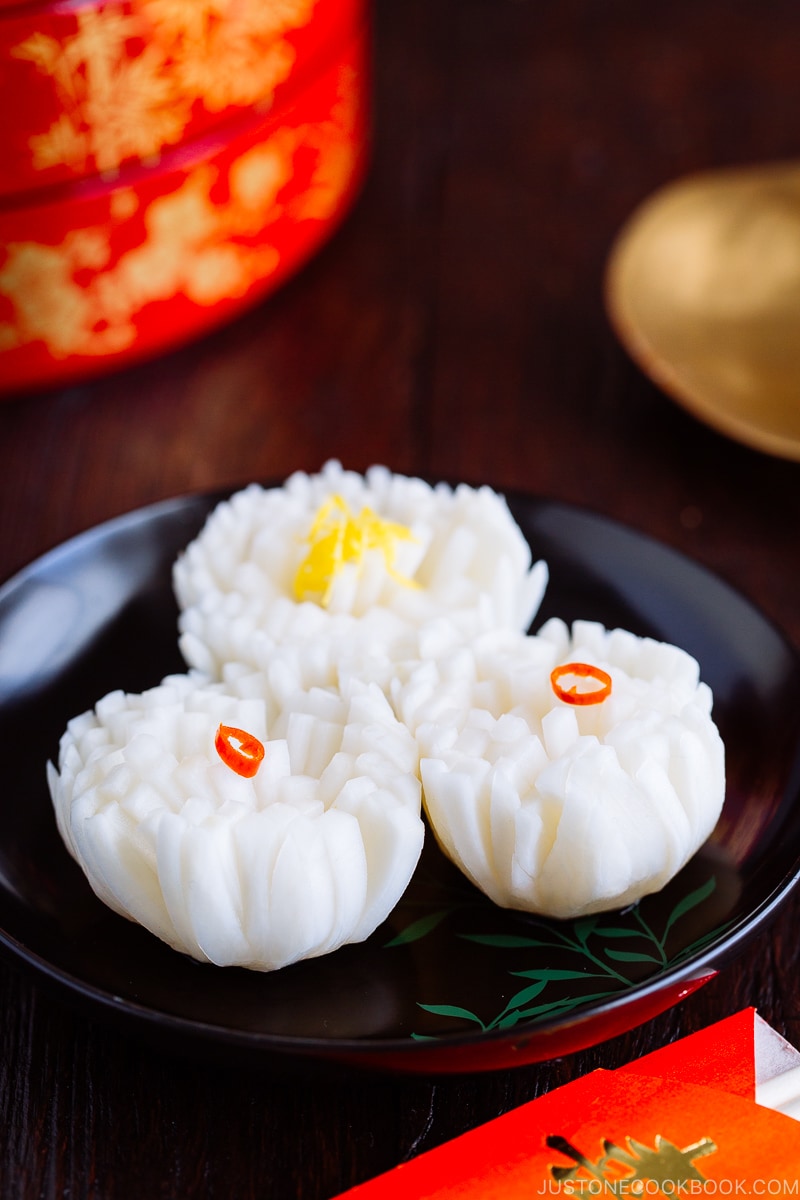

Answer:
[11,0,317,176]
[0,67,360,360]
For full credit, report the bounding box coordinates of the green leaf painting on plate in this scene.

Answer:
[385,867,734,1040]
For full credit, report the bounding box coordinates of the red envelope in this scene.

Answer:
[336,1010,800,1197]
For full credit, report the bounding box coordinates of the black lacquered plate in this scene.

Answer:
[1,490,799,1074]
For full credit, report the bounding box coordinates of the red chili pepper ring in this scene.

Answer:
[550,662,613,706]
[215,724,265,778]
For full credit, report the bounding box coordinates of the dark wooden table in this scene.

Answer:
[2,0,800,1195]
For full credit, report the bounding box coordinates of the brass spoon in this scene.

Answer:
[605,161,800,460]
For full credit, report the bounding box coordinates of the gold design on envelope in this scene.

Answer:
[0,67,359,359]
[547,1133,718,1194]
[11,0,317,176]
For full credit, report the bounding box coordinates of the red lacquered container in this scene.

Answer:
[0,0,370,395]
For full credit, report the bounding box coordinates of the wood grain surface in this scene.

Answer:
[1,1,800,1196]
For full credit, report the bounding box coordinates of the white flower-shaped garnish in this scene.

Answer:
[395,618,726,919]
[48,667,423,970]
[173,461,548,678]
